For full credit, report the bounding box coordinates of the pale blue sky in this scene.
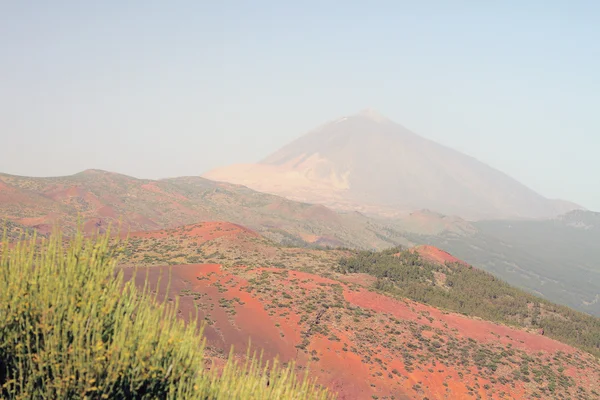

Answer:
[0,1,598,210]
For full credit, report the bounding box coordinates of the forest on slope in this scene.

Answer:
[402,210,600,317]
[337,247,600,357]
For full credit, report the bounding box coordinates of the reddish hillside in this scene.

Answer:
[0,180,12,192]
[123,263,600,400]
[0,171,409,249]
[411,245,468,266]
[125,221,260,243]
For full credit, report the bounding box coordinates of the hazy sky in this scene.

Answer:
[1,1,599,210]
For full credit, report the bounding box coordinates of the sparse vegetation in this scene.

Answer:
[0,230,334,399]
[338,247,600,357]
[0,171,408,251]
[1,220,42,240]
[11,222,594,398]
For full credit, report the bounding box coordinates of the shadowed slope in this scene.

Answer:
[402,209,600,316]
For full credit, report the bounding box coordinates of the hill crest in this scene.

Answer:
[0,170,411,250]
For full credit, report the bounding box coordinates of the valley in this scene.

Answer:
[401,210,600,317]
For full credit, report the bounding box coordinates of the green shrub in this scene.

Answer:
[0,230,334,399]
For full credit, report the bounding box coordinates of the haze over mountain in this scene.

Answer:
[204,110,582,220]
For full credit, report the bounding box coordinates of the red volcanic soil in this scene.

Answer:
[123,263,600,400]
[27,223,53,235]
[13,216,58,235]
[122,264,295,362]
[411,245,467,266]
[43,185,105,208]
[98,206,117,218]
[141,182,189,201]
[83,219,107,234]
[345,289,575,355]
[125,221,260,243]
[0,180,13,192]
[44,185,87,199]
[16,216,48,226]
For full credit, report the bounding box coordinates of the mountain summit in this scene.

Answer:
[355,108,390,122]
[204,111,581,219]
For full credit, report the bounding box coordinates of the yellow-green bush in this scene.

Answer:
[0,230,334,399]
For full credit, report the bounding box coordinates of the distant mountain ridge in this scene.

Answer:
[0,169,410,250]
[204,109,582,219]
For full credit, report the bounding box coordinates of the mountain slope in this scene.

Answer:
[204,109,581,219]
[401,210,600,317]
[0,170,409,250]
[116,222,600,399]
